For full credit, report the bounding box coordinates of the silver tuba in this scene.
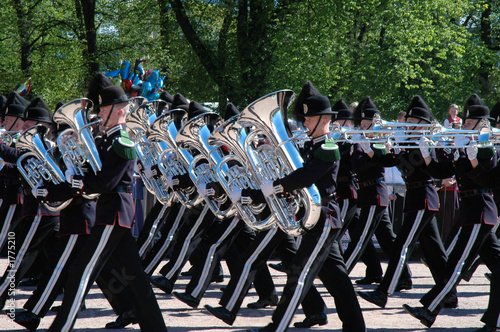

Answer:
[127,100,175,205]
[148,109,204,208]
[239,90,322,237]
[17,125,72,211]
[207,113,276,230]
[176,112,237,219]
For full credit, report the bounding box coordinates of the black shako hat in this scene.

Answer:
[5,92,29,118]
[490,100,500,125]
[303,95,335,117]
[99,86,129,107]
[159,90,174,104]
[355,96,380,122]
[224,102,240,121]
[24,97,51,123]
[331,98,353,121]
[187,101,208,120]
[171,93,189,111]
[405,95,434,123]
[463,94,492,120]
[292,81,322,122]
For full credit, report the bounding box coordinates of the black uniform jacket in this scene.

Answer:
[350,144,389,208]
[425,148,497,226]
[336,143,357,200]
[371,148,439,213]
[73,124,136,229]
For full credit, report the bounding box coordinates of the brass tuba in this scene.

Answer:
[176,112,237,219]
[148,109,204,208]
[207,113,276,230]
[126,100,174,205]
[239,90,322,237]
[17,125,72,211]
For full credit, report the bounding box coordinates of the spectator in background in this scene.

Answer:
[443,104,462,129]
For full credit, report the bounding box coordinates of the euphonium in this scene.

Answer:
[176,112,237,219]
[207,113,276,230]
[16,125,72,211]
[239,90,322,237]
[126,100,173,205]
[147,109,204,208]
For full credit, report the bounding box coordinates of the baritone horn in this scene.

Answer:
[239,90,322,237]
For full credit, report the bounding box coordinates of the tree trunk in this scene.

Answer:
[80,0,99,79]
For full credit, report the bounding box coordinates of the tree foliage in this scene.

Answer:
[0,0,499,122]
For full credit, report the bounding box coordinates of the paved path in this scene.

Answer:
[0,259,491,331]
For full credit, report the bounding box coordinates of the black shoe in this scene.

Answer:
[443,292,458,308]
[51,301,86,312]
[247,296,278,309]
[105,310,138,329]
[357,289,387,308]
[268,262,285,273]
[485,272,492,282]
[0,297,5,311]
[474,325,497,332]
[172,291,200,308]
[13,311,40,331]
[293,311,328,328]
[402,304,436,328]
[395,278,413,291]
[220,286,226,292]
[420,257,428,268]
[246,323,275,332]
[205,305,236,325]
[211,275,224,283]
[150,275,174,294]
[355,276,382,285]
[180,266,194,276]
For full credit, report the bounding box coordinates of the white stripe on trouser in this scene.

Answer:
[32,235,78,315]
[0,204,17,250]
[387,209,425,295]
[61,225,114,332]
[277,217,331,332]
[446,228,461,256]
[139,205,168,258]
[0,211,42,295]
[428,224,481,312]
[191,217,239,298]
[166,205,209,280]
[345,205,376,272]
[226,227,278,311]
[340,199,349,222]
[145,205,186,275]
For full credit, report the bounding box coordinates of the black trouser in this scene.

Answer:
[421,224,500,315]
[47,224,166,332]
[379,209,446,295]
[344,205,411,282]
[158,205,216,285]
[0,214,58,300]
[270,216,366,332]
[0,204,21,252]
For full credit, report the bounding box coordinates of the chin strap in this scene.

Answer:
[8,118,19,131]
[102,104,115,128]
[308,115,323,138]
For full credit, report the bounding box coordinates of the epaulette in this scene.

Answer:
[372,143,387,155]
[112,130,137,160]
[477,146,495,160]
[316,139,341,162]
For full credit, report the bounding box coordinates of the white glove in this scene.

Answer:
[197,183,207,197]
[352,133,362,142]
[229,187,242,203]
[166,176,180,188]
[419,137,431,158]
[454,136,470,148]
[261,180,275,198]
[143,165,157,179]
[360,141,372,154]
[467,141,478,160]
[31,180,48,198]
[65,169,75,183]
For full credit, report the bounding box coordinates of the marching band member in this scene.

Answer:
[248,94,365,332]
[357,95,453,308]
[47,85,167,332]
[342,96,412,288]
[403,94,500,331]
